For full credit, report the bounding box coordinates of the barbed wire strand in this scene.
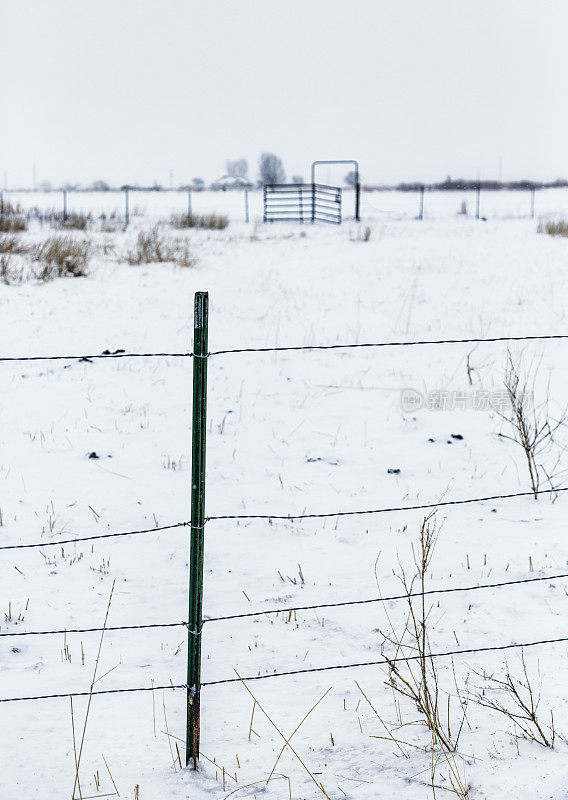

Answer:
[4,566,568,638]
[0,352,191,363]
[0,683,186,703]
[3,634,568,702]
[207,486,568,522]
[0,521,188,551]
[205,569,568,623]
[3,333,568,364]
[0,622,187,638]
[202,634,568,686]
[5,487,561,553]
[208,334,568,357]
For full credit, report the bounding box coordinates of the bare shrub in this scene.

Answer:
[475,651,557,747]
[497,352,567,497]
[538,219,568,238]
[127,226,196,267]
[32,236,91,278]
[170,213,228,230]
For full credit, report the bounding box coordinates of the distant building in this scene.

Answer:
[210,175,253,190]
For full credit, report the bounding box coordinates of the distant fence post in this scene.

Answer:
[244,188,249,223]
[124,186,130,226]
[186,291,209,769]
[63,190,68,222]
[418,184,425,220]
[355,182,361,221]
[188,188,192,218]
[530,187,536,219]
[0,191,3,217]
[475,184,481,220]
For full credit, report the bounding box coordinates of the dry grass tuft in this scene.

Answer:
[0,234,29,255]
[170,212,229,230]
[57,213,90,231]
[127,226,196,267]
[538,219,568,238]
[0,214,27,233]
[32,236,91,278]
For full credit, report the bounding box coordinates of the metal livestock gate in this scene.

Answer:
[263,183,342,224]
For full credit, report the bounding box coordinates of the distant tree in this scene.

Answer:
[226,158,248,179]
[259,152,285,185]
[344,170,357,187]
[90,179,110,191]
[291,174,304,184]
[192,177,205,190]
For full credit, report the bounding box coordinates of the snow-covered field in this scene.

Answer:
[2,197,568,799]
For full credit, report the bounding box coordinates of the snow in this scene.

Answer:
[2,193,568,798]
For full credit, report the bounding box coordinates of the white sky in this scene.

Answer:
[1,0,567,188]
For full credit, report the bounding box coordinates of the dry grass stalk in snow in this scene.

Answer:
[127,225,195,266]
[474,650,557,747]
[376,513,471,797]
[497,352,567,498]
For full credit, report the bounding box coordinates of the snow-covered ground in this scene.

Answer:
[2,198,568,799]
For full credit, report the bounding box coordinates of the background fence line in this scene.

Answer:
[2,184,565,224]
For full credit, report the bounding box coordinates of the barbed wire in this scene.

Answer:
[207,333,568,357]
[0,621,187,638]
[4,566,568,638]
[3,633,568,702]
[0,352,191,363]
[205,569,568,623]
[0,683,186,703]
[0,521,188,551]
[207,487,568,522]
[2,333,568,364]
[4,487,559,553]
[202,634,568,686]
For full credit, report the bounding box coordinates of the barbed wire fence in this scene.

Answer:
[1,296,568,772]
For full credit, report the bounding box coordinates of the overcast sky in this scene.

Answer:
[1,0,567,188]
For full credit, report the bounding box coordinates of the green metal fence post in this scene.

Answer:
[186,291,209,769]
